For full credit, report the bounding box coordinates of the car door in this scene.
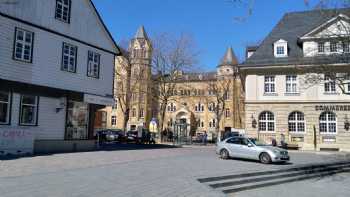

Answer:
[225,138,244,158]
[239,138,259,160]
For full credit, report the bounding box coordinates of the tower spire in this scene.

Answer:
[135,25,149,39]
[219,47,238,66]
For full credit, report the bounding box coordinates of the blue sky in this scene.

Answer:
[93,0,322,71]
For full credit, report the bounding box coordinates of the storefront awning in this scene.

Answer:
[84,94,114,106]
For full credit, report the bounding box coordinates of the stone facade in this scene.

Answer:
[245,102,350,151]
[98,27,245,140]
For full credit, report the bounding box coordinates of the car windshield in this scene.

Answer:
[249,138,268,146]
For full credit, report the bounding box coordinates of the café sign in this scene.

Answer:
[315,105,350,111]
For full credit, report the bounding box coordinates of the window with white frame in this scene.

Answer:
[264,76,276,93]
[14,28,34,63]
[286,75,298,93]
[259,111,275,132]
[87,51,100,78]
[208,102,216,112]
[324,75,336,93]
[330,41,338,52]
[223,91,230,100]
[61,43,77,72]
[167,103,176,112]
[111,115,116,126]
[274,39,288,57]
[20,95,38,126]
[55,0,71,23]
[318,42,325,53]
[209,119,216,128]
[288,111,305,133]
[197,118,204,128]
[195,102,204,112]
[0,92,11,125]
[276,46,285,55]
[319,111,337,134]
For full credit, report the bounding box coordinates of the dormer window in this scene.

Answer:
[274,39,288,57]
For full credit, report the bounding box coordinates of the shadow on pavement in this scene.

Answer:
[0,143,178,161]
[227,157,293,165]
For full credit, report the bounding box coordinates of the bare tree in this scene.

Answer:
[115,52,149,133]
[151,33,198,139]
[297,9,350,95]
[205,75,233,141]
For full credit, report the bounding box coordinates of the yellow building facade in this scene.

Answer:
[99,27,245,140]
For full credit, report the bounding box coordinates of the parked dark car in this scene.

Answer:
[96,129,123,143]
[126,130,140,143]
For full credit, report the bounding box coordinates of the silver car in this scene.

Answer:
[216,137,290,164]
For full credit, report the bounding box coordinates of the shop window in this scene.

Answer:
[259,111,275,132]
[66,101,89,140]
[288,111,305,133]
[19,95,38,126]
[0,92,11,125]
[319,111,337,134]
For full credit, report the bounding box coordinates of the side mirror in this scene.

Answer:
[247,143,253,147]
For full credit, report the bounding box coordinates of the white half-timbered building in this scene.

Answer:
[0,0,120,154]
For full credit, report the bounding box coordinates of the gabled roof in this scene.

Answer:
[301,13,350,39]
[135,26,149,39]
[242,8,350,68]
[218,47,238,67]
[89,0,121,55]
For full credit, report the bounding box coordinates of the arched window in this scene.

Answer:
[319,112,337,134]
[259,111,275,132]
[167,103,176,112]
[288,111,305,133]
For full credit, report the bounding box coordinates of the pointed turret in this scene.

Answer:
[135,26,149,40]
[218,47,238,67]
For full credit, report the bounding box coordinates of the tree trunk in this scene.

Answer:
[123,109,130,135]
[159,103,167,142]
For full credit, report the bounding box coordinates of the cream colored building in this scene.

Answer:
[242,9,350,151]
[99,27,245,140]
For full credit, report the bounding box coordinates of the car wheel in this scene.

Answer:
[259,152,272,164]
[220,149,229,160]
